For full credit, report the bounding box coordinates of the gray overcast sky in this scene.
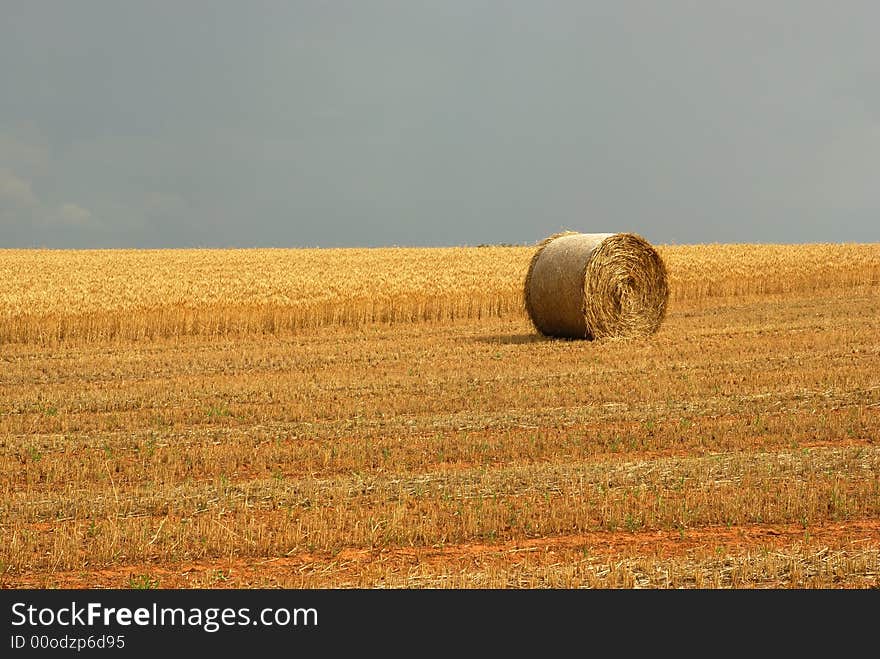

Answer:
[1,1,878,248]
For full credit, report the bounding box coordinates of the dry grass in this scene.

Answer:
[1,243,878,344]
[1,243,879,588]
[524,232,668,339]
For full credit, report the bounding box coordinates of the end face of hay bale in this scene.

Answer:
[524,231,669,340]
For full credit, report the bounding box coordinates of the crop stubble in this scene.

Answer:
[1,244,879,588]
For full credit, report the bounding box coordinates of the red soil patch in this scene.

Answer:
[5,519,879,589]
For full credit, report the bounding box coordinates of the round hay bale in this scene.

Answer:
[524,231,669,339]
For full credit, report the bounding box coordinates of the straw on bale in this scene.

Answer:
[524,231,669,339]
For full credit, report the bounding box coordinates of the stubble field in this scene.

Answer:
[1,243,879,588]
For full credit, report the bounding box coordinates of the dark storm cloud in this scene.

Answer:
[1,1,878,248]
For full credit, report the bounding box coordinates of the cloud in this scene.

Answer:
[0,121,50,178]
[0,126,47,231]
[0,125,100,236]
[51,202,94,227]
[0,167,39,209]
[0,167,96,233]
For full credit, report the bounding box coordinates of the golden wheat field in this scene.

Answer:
[1,243,879,588]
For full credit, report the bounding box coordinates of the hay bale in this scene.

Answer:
[524,231,669,339]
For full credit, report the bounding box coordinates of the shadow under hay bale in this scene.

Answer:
[524,231,669,340]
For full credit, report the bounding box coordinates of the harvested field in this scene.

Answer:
[1,243,879,588]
